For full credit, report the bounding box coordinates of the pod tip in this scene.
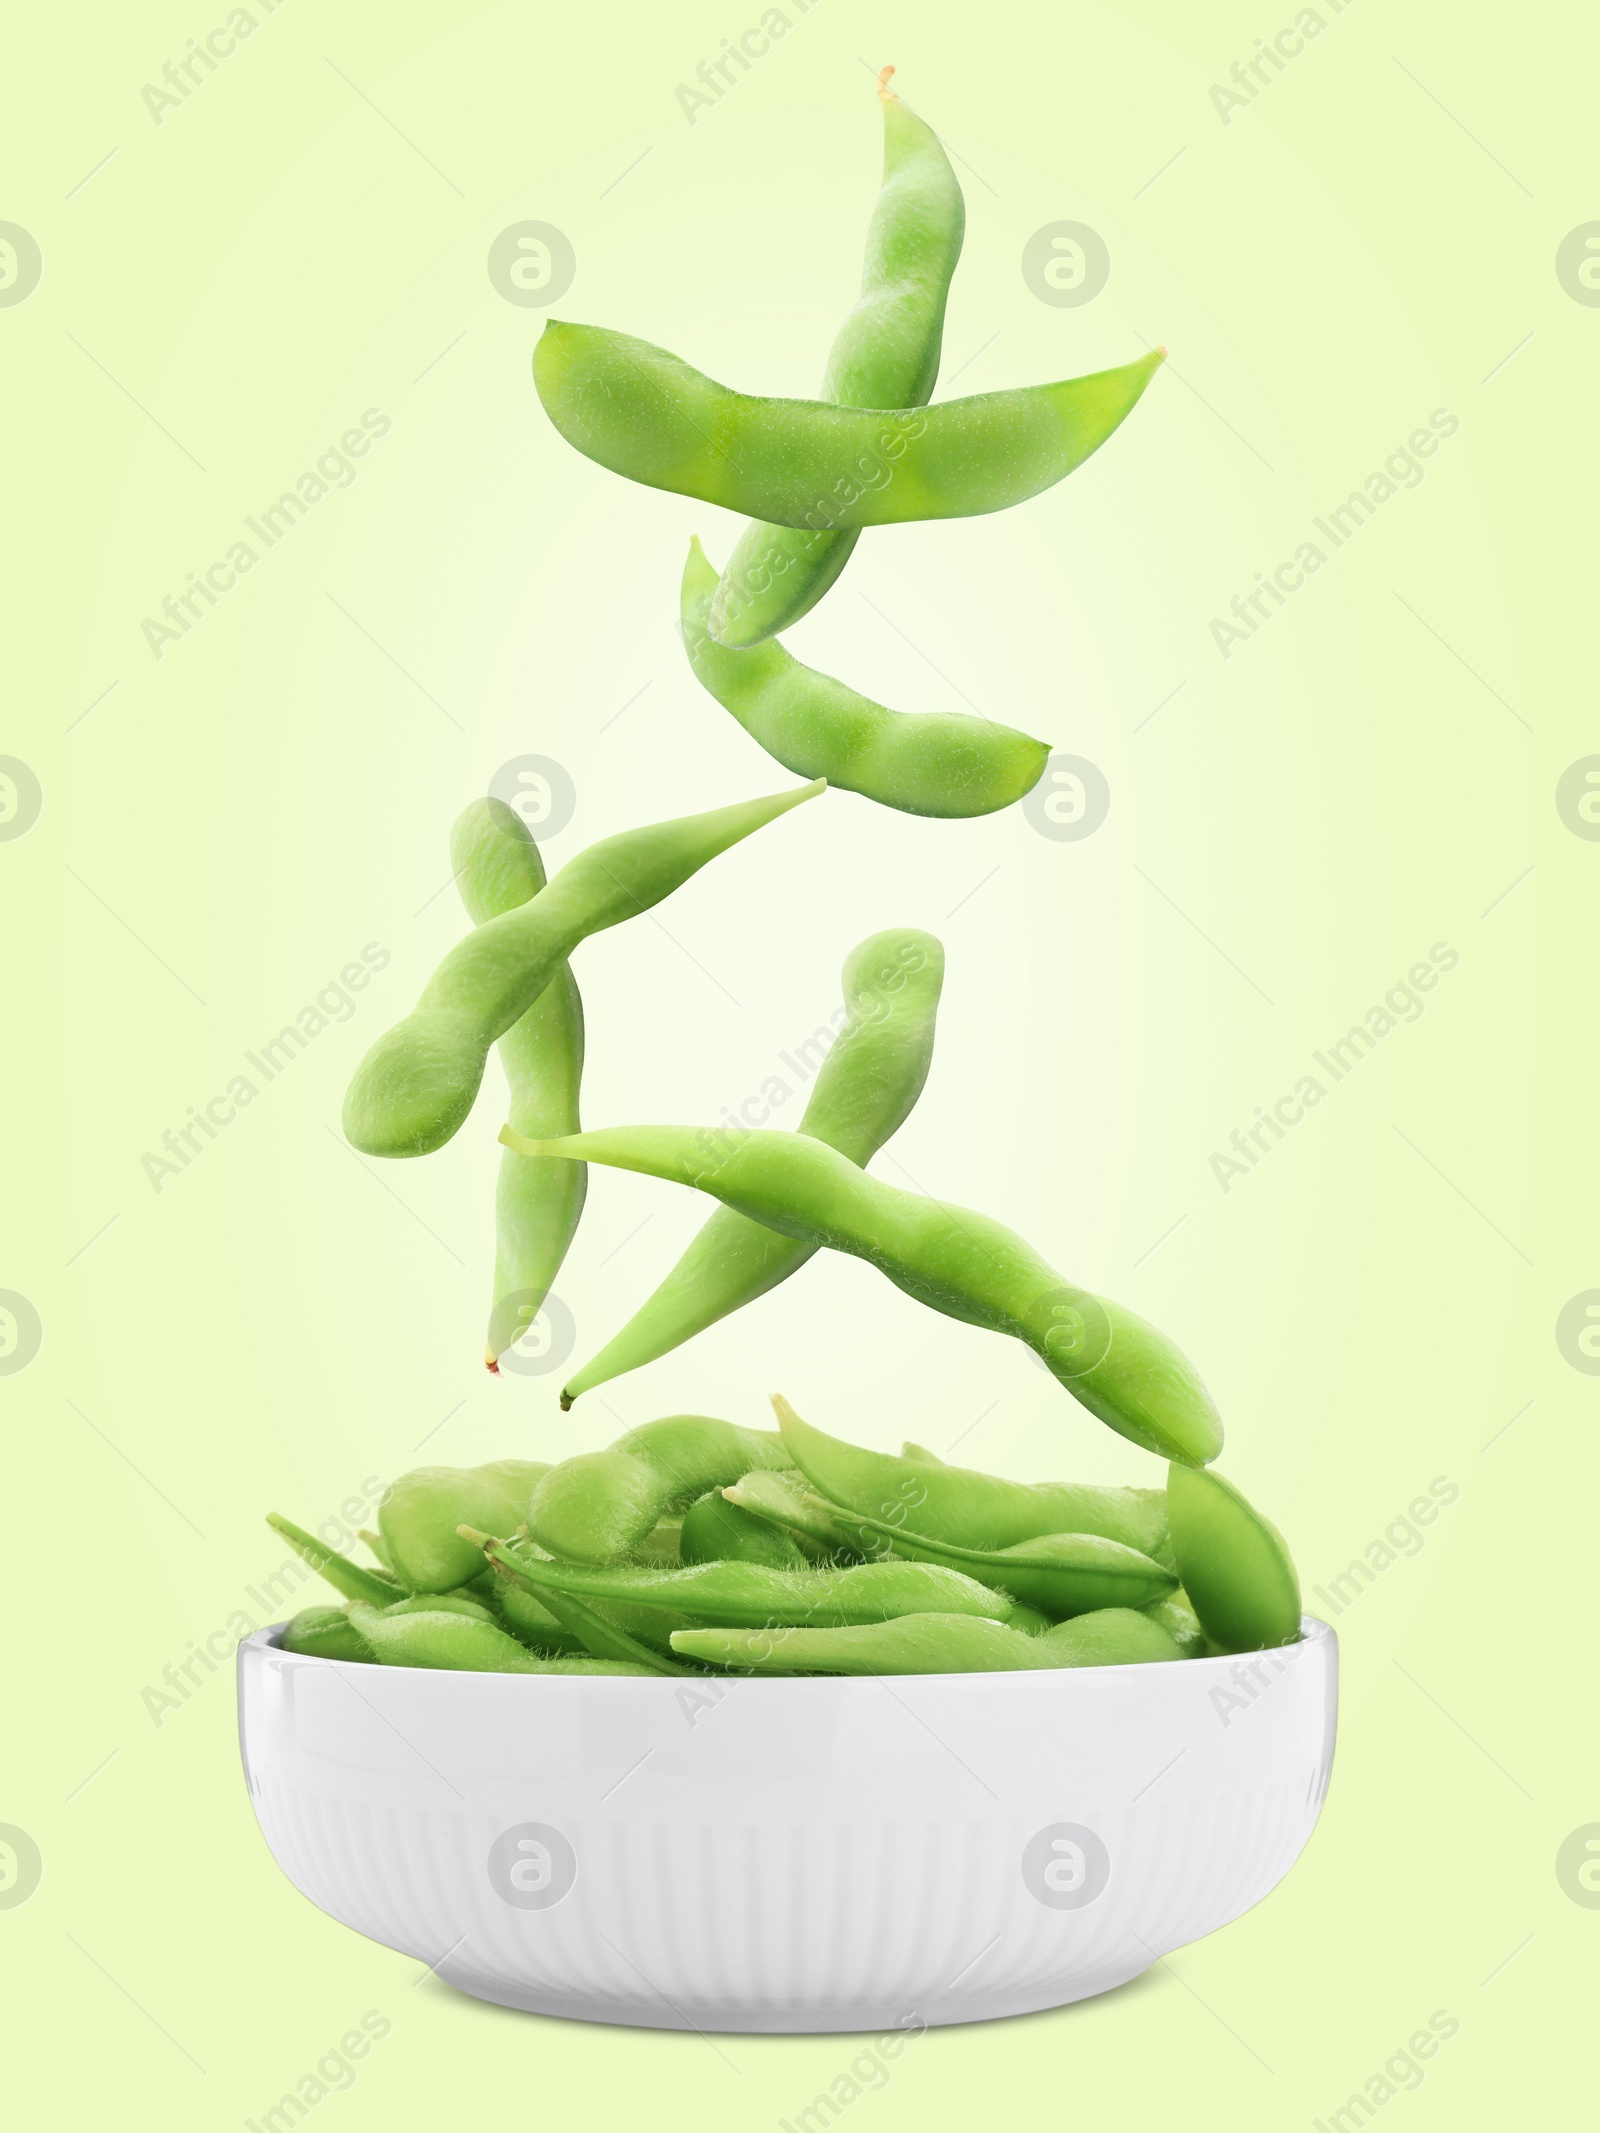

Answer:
[877,65,897,102]
[485,1353,500,1374]
[559,1389,575,1411]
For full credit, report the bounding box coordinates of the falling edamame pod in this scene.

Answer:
[281,1604,375,1662]
[450,797,587,1369]
[474,1545,1049,1633]
[377,1460,547,1593]
[816,1501,1177,1619]
[342,778,824,1158]
[562,927,945,1406]
[708,66,965,648]
[671,1606,1183,1675]
[684,539,1049,815]
[533,321,1164,530]
[772,1399,1172,1557]
[1166,1463,1302,1652]
[265,1515,402,1606]
[527,1415,794,1565]
[507,1125,1224,1465]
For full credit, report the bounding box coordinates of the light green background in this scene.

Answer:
[3,0,1590,2124]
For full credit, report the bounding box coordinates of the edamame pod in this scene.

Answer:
[679,1490,810,1569]
[377,1460,546,1593]
[481,1544,698,1676]
[1166,1463,1301,1652]
[773,1399,1172,1556]
[685,539,1049,815]
[348,1600,569,1673]
[1033,1609,1188,1667]
[816,1502,1178,1619]
[527,1415,793,1564]
[342,779,824,1157]
[708,69,964,647]
[476,1548,1048,1633]
[533,322,1164,530]
[561,928,944,1405]
[1142,1590,1208,1659]
[265,1515,401,1607]
[450,798,587,1367]
[489,1576,588,1654]
[509,1128,1223,1465]
[720,1469,866,1558]
[281,1605,375,1663]
[671,1606,1181,1675]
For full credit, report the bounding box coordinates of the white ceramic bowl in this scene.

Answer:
[238,1616,1336,2032]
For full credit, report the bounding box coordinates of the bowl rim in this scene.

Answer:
[242,1611,1334,1689]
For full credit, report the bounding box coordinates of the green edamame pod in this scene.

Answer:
[380,1592,498,1624]
[480,1543,698,1676]
[720,1470,866,1559]
[265,1515,402,1606]
[508,1127,1223,1467]
[1141,1590,1208,1659]
[773,1400,1171,1556]
[562,928,944,1406]
[1034,1608,1186,1667]
[281,1605,375,1663]
[533,322,1164,530]
[673,1607,1184,1674]
[450,798,587,1368]
[815,1500,1177,1619]
[492,1576,588,1655]
[343,779,824,1158]
[378,1460,546,1593]
[684,540,1049,816]
[708,68,964,648]
[1166,1463,1301,1652]
[679,1490,810,1570]
[526,1415,793,1564]
[348,1600,562,1674]
[476,1547,1046,1633]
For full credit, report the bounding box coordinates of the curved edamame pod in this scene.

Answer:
[377,1460,547,1593]
[533,321,1164,530]
[265,1515,402,1606]
[450,798,587,1368]
[708,68,965,648]
[561,927,944,1406]
[773,1399,1172,1556]
[281,1604,375,1662]
[342,778,824,1158]
[527,1415,794,1564]
[671,1606,1183,1675]
[473,1547,1049,1633]
[506,1124,1224,1465]
[684,540,1049,815]
[348,1601,658,1675]
[1166,1463,1301,1651]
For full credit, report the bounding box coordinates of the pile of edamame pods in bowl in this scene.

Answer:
[316,73,1305,1680]
[274,1404,1301,1677]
